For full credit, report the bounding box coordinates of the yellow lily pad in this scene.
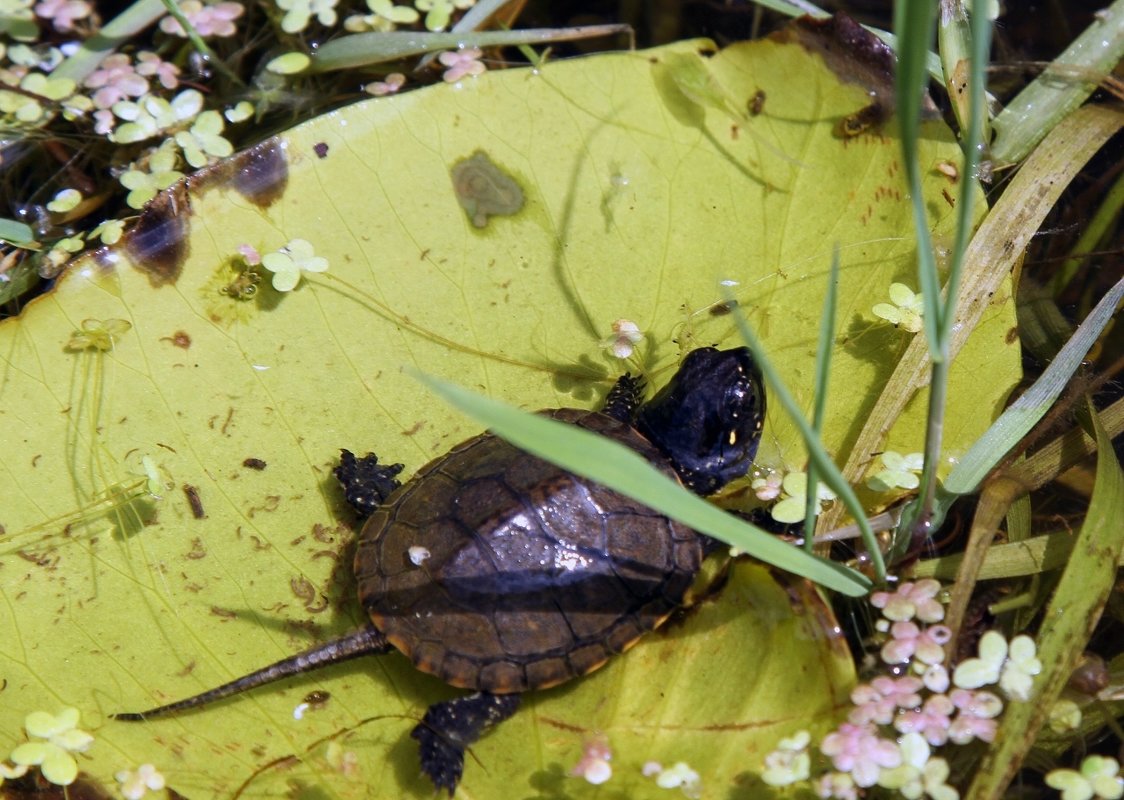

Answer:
[0,32,1017,798]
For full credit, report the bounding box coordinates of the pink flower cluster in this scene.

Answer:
[84,54,149,109]
[812,580,1014,797]
[35,0,91,32]
[159,1,244,38]
[820,723,901,788]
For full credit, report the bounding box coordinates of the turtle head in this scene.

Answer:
[635,346,765,495]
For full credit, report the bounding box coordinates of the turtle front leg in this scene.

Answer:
[601,372,645,423]
[411,691,521,795]
[334,449,404,517]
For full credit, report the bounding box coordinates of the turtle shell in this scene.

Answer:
[354,407,703,694]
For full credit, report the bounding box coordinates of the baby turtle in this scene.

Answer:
[116,346,765,793]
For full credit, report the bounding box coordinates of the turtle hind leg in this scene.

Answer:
[411,691,521,795]
[335,449,404,517]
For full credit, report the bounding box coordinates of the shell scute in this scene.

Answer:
[357,407,704,693]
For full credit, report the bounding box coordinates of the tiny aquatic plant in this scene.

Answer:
[261,238,330,291]
[8,708,94,786]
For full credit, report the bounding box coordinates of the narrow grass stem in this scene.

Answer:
[729,296,886,582]
[936,0,989,354]
[910,351,951,549]
[803,247,840,550]
[892,0,990,556]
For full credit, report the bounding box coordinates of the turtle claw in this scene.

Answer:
[335,449,403,517]
[411,723,464,796]
[411,692,522,794]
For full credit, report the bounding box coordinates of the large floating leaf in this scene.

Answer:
[0,32,1017,797]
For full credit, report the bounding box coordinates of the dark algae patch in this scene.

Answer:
[449,150,525,228]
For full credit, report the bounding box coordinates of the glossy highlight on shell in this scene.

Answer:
[357,407,702,693]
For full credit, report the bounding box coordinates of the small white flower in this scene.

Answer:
[115,764,165,800]
[762,730,811,786]
[46,187,82,213]
[952,630,1006,689]
[1048,699,1083,734]
[261,238,329,291]
[751,471,783,501]
[873,283,924,333]
[1046,755,1124,800]
[601,319,644,359]
[771,472,836,524]
[652,762,701,798]
[569,736,612,785]
[999,634,1041,700]
[867,451,925,492]
[10,708,94,786]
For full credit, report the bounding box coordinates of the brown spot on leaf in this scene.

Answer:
[291,575,315,602]
[126,182,190,287]
[162,330,192,349]
[231,138,289,208]
[1005,326,1018,344]
[247,494,281,517]
[17,551,55,567]
[183,484,205,518]
[242,457,267,470]
[313,142,329,158]
[749,89,766,116]
[190,137,289,209]
[778,12,939,129]
[835,102,889,138]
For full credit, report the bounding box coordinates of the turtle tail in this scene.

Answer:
[113,625,391,721]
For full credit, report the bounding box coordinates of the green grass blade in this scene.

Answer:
[416,373,872,597]
[893,0,942,354]
[894,0,990,552]
[727,299,885,582]
[991,0,1124,166]
[941,274,1124,496]
[938,0,990,352]
[310,25,631,72]
[803,246,839,549]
